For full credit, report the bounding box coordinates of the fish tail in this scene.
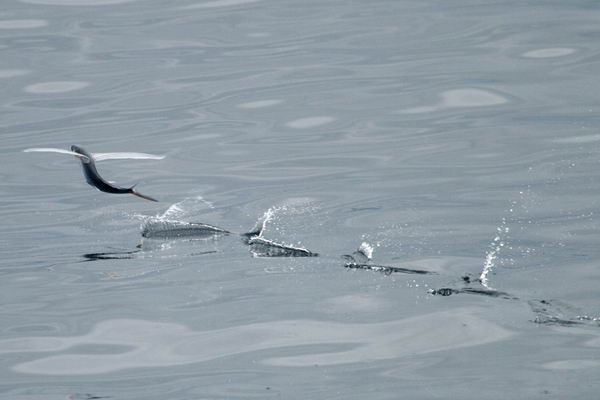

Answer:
[130,188,159,202]
[242,227,262,238]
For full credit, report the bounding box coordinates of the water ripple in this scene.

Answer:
[285,116,336,129]
[24,81,91,94]
[0,19,48,29]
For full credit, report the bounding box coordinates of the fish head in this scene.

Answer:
[70,145,92,163]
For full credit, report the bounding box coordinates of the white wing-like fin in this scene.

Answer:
[92,152,166,161]
[23,147,89,161]
[23,148,164,162]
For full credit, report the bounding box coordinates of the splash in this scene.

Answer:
[480,218,509,289]
[133,196,219,238]
[249,198,317,238]
[245,199,319,257]
[151,196,215,222]
[357,242,374,260]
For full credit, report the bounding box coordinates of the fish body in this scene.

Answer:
[246,236,318,257]
[141,220,230,239]
[70,145,158,202]
[344,262,434,275]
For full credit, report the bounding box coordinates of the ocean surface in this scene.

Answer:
[1,0,600,398]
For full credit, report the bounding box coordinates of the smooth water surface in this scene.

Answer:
[1,0,600,398]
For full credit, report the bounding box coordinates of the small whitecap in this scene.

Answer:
[439,88,507,108]
[0,69,30,78]
[522,48,576,58]
[20,0,141,5]
[25,81,90,94]
[183,0,262,9]
[237,99,282,109]
[553,134,600,144]
[0,19,48,29]
[286,116,336,129]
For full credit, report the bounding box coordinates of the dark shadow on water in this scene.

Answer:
[429,287,518,300]
[82,246,142,261]
[344,262,435,275]
[67,394,111,400]
[82,244,219,262]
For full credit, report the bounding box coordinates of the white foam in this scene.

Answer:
[523,48,576,58]
[0,19,48,29]
[286,116,336,129]
[24,81,90,94]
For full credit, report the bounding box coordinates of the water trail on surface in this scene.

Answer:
[529,299,600,327]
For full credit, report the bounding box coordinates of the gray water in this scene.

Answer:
[2,0,600,398]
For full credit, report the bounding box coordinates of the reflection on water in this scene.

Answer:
[522,48,577,58]
[24,81,91,94]
[0,19,48,29]
[285,116,337,129]
[1,309,511,375]
[0,69,30,78]
[181,0,264,10]
[237,99,283,109]
[401,88,508,114]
